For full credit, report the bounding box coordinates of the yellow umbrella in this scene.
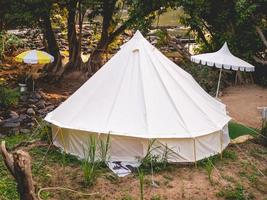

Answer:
[15,50,54,64]
[15,50,54,91]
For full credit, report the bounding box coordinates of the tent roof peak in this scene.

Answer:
[132,30,144,39]
[218,42,231,55]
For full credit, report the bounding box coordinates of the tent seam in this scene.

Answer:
[143,43,192,136]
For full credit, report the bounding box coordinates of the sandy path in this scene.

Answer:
[221,84,267,128]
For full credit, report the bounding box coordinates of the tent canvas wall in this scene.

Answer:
[45,31,231,163]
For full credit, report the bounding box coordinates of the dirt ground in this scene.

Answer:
[221,84,267,129]
[35,142,266,200]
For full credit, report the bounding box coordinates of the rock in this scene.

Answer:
[19,114,28,121]
[231,135,254,144]
[3,121,20,128]
[29,104,37,109]
[45,105,55,112]
[20,95,28,102]
[26,108,35,115]
[27,122,35,128]
[36,100,46,109]
[28,98,38,103]
[34,92,42,99]
[3,117,22,124]
[10,111,19,119]
[20,128,31,134]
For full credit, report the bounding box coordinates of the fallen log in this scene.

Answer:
[0,141,38,200]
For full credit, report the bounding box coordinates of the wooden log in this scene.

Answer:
[0,141,38,200]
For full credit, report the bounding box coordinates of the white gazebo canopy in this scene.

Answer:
[191,42,255,97]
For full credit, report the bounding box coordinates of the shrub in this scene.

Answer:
[82,136,98,186]
[138,168,145,200]
[0,32,24,58]
[217,184,254,200]
[204,159,214,183]
[155,29,169,47]
[140,140,173,173]
[0,86,20,108]
[151,195,162,200]
[98,134,110,165]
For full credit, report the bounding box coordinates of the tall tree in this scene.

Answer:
[179,0,267,85]
[84,0,177,74]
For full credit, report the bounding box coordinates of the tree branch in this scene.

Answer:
[256,26,267,48]
[253,55,267,65]
[0,141,15,177]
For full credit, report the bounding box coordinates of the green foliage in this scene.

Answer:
[0,32,24,58]
[99,134,111,164]
[50,3,67,30]
[155,29,169,47]
[151,194,162,200]
[137,168,145,200]
[204,159,213,183]
[180,60,221,95]
[0,158,18,200]
[0,86,20,108]
[223,150,237,160]
[198,149,237,167]
[217,184,254,200]
[179,0,267,86]
[259,120,267,146]
[140,139,161,172]
[228,121,257,139]
[121,194,134,200]
[82,135,98,186]
[140,140,174,173]
[37,121,52,142]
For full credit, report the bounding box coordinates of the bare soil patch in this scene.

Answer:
[221,84,267,129]
[34,142,267,200]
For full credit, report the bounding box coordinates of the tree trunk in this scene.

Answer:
[85,0,116,74]
[64,0,82,72]
[0,19,3,32]
[0,141,37,200]
[41,11,62,75]
[86,38,108,75]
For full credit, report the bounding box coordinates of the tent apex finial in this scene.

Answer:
[133,30,144,39]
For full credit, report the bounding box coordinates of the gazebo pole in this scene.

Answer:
[215,68,223,98]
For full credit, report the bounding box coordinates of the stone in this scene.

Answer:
[27,122,35,128]
[26,108,35,115]
[19,114,28,121]
[3,117,22,124]
[36,100,46,109]
[28,98,38,103]
[231,135,254,144]
[3,122,20,128]
[20,128,31,134]
[29,104,37,109]
[10,111,19,119]
[34,92,42,99]
[20,95,28,102]
[45,105,55,112]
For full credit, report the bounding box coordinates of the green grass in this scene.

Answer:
[228,122,258,139]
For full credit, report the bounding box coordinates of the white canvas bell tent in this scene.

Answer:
[45,30,231,164]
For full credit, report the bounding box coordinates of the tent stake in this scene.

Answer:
[193,138,197,168]
[216,68,223,98]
